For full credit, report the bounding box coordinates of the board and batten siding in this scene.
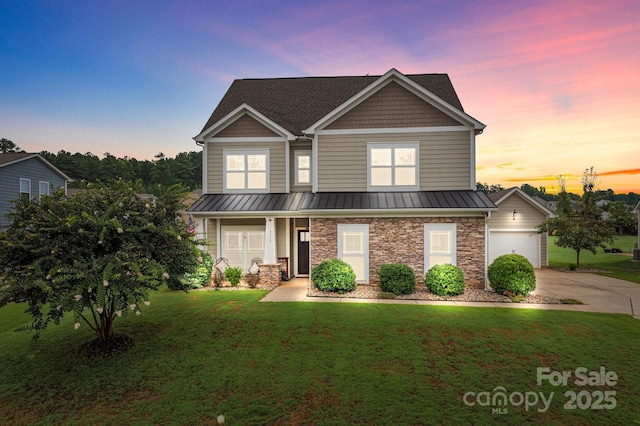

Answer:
[206,141,286,193]
[316,131,472,192]
[489,195,548,266]
[0,157,66,227]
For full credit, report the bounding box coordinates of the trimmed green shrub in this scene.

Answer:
[424,264,465,296]
[311,259,356,294]
[488,254,536,296]
[224,267,244,287]
[377,263,416,295]
[173,251,213,290]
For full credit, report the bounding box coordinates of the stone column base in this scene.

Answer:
[258,263,282,286]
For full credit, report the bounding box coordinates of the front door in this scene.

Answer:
[297,229,310,275]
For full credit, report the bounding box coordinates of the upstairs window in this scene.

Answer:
[223,150,269,193]
[367,143,419,191]
[295,150,311,186]
[20,178,31,200]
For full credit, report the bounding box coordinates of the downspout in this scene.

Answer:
[484,211,491,290]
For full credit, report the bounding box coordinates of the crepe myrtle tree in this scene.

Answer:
[0,180,200,341]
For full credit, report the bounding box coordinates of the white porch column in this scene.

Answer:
[264,217,277,264]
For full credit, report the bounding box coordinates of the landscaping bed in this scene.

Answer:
[308,285,561,303]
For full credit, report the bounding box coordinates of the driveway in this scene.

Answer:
[534,269,640,319]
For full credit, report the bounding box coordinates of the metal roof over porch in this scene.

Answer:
[188,190,496,214]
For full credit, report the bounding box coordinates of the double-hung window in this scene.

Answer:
[223,150,269,193]
[337,224,369,283]
[294,150,311,186]
[19,178,31,200]
[39,181,50,199]
[424,224,456,270]
[367,142,419,191]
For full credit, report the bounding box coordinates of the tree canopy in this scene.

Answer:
[0,181,201,342]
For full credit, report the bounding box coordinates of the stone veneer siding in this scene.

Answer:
[258,263,282,287]
[310,217,486,289]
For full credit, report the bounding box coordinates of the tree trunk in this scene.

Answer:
[96,311,114,341]
[576,249,581,270]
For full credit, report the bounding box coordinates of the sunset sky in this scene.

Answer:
[1,0,638,193]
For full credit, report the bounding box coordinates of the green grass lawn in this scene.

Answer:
[549,235,640,283]
[1,289,639,425]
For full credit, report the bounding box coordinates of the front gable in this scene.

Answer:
[215,114,280,138]
[325,81,464,130]
[195,103,295,141]
[305,68,485,134]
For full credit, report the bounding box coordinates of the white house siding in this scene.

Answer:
[206,141,286,193]
[316,131,472,192]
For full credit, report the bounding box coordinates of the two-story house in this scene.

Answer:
[188,68,550,289]
[0,153,71,227]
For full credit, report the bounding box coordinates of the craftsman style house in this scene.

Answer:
[188,69,548,288]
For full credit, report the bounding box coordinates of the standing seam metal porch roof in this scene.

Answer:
[187,191,496,213]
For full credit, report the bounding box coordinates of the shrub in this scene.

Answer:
[245,273,260,288]
[311,259,356,294]
[488,254,536,296]
[377,263,416,295]
[173,251,213,290]
[224,267,243,287]
[424,264,465,296]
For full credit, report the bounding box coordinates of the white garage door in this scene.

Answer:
[489,232,539,268]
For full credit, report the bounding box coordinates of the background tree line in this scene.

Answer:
[2,137,202,194]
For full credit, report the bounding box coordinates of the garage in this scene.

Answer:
[487,187,554,270]
[489,231,540,268]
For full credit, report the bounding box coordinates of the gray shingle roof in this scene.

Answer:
[0,152,34,166]
[200,73,464,135]
[188,191,496,214]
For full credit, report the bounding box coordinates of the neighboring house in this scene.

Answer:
[488,188,554,268]
[189,68,506,288]
[633,200,640,249]
[0,153,71,227]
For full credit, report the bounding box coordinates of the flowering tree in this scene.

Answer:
[0,181,200,341]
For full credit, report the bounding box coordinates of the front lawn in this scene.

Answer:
[1,290,638,425]
[549,235,640,283]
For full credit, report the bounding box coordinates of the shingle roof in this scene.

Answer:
[187,191,496,214]
[200,73,464,135]
[0,152,34,166]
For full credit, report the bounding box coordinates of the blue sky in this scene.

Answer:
[2,0,639,192]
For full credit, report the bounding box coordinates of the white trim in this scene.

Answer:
[470,132,476,190]
[312,134,318,193]
[294,150,312,186]
[39,180,50,199]
[304,69,486,134]
[195,103,296,141]
[215,218,221,260]
[424,223,457,271]
[367,142,419,191]
[285,140,290,192]
[208,137,286,143]
[19,178,31,199]
[316,126,471,136]
[222,149,270,193]
[337,224,369,283]
[285,218,291,264]
[202,142,208,192]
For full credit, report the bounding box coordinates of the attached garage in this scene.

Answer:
[489,231,540,268]
[487,188,554,269]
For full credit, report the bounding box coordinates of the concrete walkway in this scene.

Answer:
[261,271,640,319]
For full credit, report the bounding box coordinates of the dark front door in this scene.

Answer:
[298,229,310,275]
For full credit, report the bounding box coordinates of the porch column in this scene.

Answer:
[264,217,277,264]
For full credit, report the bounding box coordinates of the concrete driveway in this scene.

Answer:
[534,269,640,319]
